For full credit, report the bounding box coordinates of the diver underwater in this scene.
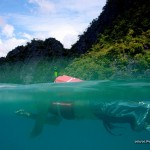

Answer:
[14,76,150,137]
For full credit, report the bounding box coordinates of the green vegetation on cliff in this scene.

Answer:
[63,0,150,80]
[64,30,150,80]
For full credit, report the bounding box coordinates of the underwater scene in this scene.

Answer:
[0,80,150,150]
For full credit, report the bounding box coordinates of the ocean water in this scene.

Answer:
[0,80,150,150]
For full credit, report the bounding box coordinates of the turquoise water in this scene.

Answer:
[0,80,150,150]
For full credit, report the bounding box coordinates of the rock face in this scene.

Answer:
[0,38,65,63]
[0,38,68,83]
[70,2,116,55]
[71,0,149,55]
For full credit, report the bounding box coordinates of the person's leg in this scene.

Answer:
[91,101,150,132]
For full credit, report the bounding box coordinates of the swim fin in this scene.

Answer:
[103,121,123,136]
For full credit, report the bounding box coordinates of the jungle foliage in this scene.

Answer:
[64,30,150,80]
[63,0,150,80]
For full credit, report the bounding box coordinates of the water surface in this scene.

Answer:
[0,80,150,150]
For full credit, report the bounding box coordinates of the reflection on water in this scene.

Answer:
[0,80,150,150]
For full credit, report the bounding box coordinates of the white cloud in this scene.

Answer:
[27,0,106,19]
[21,32,32,40]
[59,0,104,12]
[0,0,107,57]
[9,14,88,48]
[2,24,15,38]
[0,38,27,57]
[28,0,55,14]
[49,24,78,48]
[62,34,77,48]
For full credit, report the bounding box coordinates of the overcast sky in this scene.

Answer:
[0,0,106,57]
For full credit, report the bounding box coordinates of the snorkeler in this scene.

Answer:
[15,101,76,137]
[15,76,150,137]
[15,99,150,137]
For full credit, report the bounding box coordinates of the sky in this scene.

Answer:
[0,0,106,57]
